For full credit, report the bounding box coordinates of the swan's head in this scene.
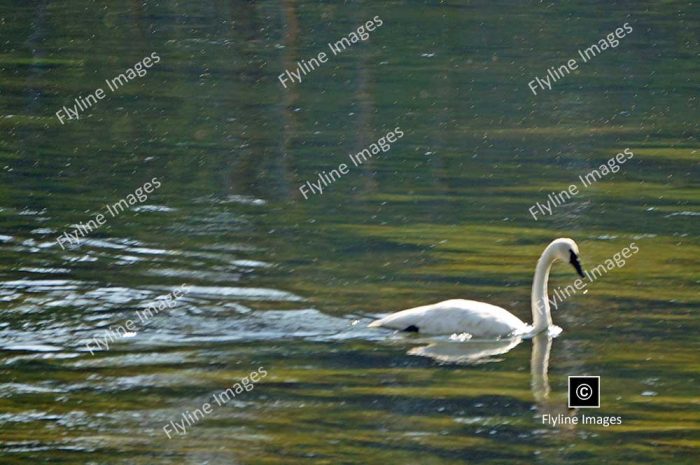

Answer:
[550,238,585,278]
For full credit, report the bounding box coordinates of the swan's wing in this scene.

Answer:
[369,299,527,337]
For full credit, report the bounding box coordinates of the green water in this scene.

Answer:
[1,1,698,464]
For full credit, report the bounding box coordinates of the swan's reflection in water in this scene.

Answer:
[530,332,551,403]
[406,332,578,432]
[528,333,577,433]
[407,336,523,364]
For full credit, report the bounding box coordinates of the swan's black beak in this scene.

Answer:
[570,250,585,278]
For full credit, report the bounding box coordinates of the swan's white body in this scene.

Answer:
[371,299,530,338]
[369,238,583,338]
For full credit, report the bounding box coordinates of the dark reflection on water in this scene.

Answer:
[1,1,699,464]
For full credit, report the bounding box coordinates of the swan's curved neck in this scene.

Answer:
[531,246,556,332]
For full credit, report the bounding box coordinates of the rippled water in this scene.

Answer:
[1,1,699,464]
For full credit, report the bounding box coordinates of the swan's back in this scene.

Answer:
[369,299,527,337]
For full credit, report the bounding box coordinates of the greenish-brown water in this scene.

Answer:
[0,1,698,464]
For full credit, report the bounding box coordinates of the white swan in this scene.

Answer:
[369,238,584,338]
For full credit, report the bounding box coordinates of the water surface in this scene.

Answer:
[0,1,698,464]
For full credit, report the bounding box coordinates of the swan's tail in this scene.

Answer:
[367,313,408,330]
